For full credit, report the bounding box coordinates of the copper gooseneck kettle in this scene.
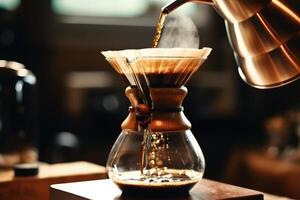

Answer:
[162,0,300,89]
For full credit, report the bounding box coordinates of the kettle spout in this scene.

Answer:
[162,0,213,14]
[161,0,188,14]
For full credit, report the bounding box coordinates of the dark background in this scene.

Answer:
[1,0,300,184]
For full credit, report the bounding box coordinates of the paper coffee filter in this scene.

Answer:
[102,48,212,87]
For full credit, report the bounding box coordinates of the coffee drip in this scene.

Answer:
[102,48,211,195]
[152,12,167,48]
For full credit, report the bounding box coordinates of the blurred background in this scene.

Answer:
[1,0,300,198]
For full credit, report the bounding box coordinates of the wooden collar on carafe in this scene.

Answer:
[121,86,191,132]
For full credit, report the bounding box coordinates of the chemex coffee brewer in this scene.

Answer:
[102,48,211,195]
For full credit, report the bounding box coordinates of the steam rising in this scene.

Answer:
[157,15,199,48]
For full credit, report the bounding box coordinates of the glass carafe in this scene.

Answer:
[102,48,211,195]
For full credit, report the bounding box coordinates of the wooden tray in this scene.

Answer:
[50,179,263,200]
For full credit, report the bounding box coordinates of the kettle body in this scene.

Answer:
[215,0,300,88]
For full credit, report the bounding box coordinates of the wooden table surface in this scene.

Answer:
[50,179,264,200]
[0,161,107,200]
